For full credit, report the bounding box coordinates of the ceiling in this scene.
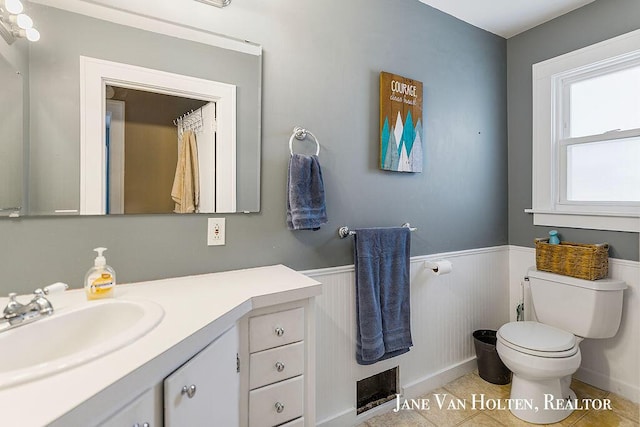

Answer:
[419,0,596,38]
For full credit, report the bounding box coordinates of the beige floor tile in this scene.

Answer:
[458,412,505,426]
[484,402,591,427]
[481,408,538,427]
[570,378,607,399]
[544,408,589,426]
[414,387,476,426]
[608,392,640,424]
[572,409,638,427]
[364,409,436,427]
[443,373,511,400]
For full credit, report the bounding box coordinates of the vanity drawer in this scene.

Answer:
[249,308,304,353]
[249,375,304,427]
[249,341,304,390]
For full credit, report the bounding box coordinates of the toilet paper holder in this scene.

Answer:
[424,259,453,275]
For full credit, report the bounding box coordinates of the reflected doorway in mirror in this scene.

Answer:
[80,56,237,215]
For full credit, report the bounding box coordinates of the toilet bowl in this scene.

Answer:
[496,322,581,424]
[495,268,627,424]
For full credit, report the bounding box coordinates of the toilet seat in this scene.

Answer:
[497,321,578,358]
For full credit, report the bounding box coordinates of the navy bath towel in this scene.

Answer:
[354,227,412,365]
[286,153,328,230]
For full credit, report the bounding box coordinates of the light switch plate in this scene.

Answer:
[207,218,225,246]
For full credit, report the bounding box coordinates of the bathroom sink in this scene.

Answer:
[0,299,164,389]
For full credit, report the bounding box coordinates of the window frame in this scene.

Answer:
[529,29,640,233]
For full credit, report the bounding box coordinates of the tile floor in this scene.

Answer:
[357,372,639,426]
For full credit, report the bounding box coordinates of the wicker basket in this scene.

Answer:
[534,238,609,280]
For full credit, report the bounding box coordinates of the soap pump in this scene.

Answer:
[84,247,116,300]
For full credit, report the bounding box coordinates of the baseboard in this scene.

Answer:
[316,358,477,427]
[575,366,640,404]
[402,357,478,398]
[352,399,398,426]
[316,407,354,427]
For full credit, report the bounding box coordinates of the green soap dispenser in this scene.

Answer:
[84,247,116,300]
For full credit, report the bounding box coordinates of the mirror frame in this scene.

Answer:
[1,1,262,217]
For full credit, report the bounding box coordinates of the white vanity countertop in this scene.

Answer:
[0,264,321,427]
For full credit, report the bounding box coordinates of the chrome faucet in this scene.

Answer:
[1,283,68,332]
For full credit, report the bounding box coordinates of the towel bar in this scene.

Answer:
[338,223,417,239]
[289,126,320,156]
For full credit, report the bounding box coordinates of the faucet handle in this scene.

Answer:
[43,282,69,295]
[31,289,54,315]
[4,293,24,317]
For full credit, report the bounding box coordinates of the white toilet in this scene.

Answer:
[496,268,627,424]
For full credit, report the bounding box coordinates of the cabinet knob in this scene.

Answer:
[275,402,285,413]
[181,384,197,398]
[132,424,150,427]
[275,361,285,372]
[275,327,285,337]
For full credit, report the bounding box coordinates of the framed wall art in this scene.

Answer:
[380,71,423,172]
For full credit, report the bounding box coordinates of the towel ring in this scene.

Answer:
[289,126,320,156]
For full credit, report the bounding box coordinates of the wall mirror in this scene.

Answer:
[0,1,261,216]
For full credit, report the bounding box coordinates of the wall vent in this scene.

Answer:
[356,367,399,415]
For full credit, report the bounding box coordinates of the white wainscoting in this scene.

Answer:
[302,246,510,427]
[508,246,640,403]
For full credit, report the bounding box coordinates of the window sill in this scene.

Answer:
[525,209,640,232]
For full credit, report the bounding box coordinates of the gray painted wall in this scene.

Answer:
[0,0,507,294]
[507,0,640,261]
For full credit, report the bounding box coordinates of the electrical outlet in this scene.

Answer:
[207,218,226,246]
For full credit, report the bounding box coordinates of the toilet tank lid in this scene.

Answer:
[527,268,627,291]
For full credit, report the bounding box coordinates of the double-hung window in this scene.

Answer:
[530,30,640,232]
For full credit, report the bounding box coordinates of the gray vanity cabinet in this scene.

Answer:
[163,325,240,426]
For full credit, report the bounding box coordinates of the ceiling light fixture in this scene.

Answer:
[3,0,22,14]
[12,13,32,29]
[0,0,39,44]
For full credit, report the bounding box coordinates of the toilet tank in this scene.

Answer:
[528,268,627,339]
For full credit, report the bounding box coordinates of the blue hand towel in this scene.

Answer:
[287,154,328,230]
[354,227,412,365]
